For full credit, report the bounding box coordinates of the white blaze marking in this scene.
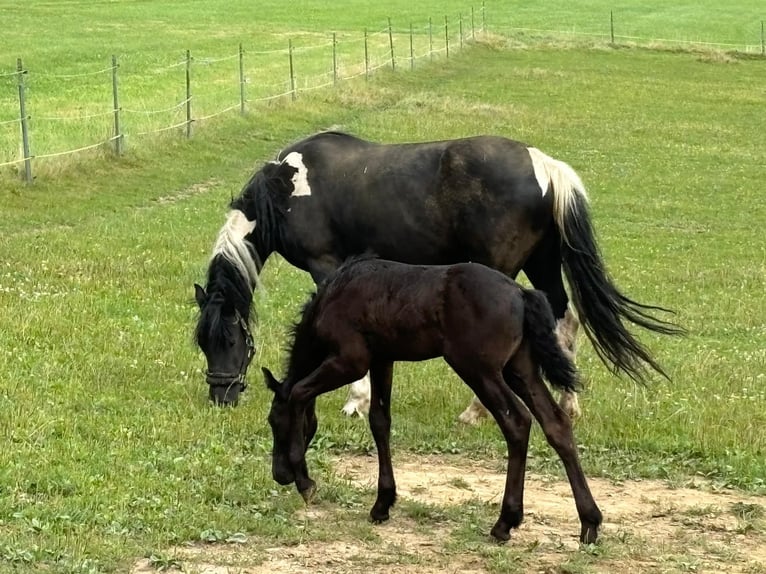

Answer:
[527,147,550,196]
[282,151,311,197]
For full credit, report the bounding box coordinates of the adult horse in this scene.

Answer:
[194,131,681,413]
[263,256,603,543]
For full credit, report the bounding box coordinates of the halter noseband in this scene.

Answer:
[205,310,255,394]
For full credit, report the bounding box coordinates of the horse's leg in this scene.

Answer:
[522,234,582,419]
[341,374,371,417]
[505,357,602,543]
[287,353,368,500]
[448,361,532,542]
[367,359,396,523]
[307,255,372,418]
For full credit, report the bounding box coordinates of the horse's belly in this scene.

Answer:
[368,329,442,362]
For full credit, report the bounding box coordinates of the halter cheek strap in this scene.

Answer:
[205,311,255,392]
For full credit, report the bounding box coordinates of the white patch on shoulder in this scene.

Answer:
[282,151,311,197]
[527,147,550,197]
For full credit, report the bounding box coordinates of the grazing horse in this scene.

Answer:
[194,131,681,411]
[263,256,603,543]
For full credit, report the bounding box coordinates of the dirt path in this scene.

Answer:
[133,454,766,574]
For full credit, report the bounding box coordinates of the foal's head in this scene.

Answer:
[262,367,318,485]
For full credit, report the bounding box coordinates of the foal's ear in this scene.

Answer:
[262,367,282,394]
[194,284,207,308]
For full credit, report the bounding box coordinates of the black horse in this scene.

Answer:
[194,131,681,409]
[263,256,603,543]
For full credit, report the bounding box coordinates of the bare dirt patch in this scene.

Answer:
[133,454,766,574]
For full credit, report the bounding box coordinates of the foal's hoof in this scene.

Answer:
[490,524,511,543]
[579,523,599,545]
[298,481,317,504]
[369,503,392,524]
[369,510,390,524]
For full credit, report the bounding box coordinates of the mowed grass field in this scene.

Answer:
[1,2,765,573]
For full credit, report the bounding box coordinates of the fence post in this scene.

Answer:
[111,55,122,156]
[445,16,450,58]
[471,7,475,40]
[762,21,765,56]
[239,43,246,114]
[459,13,464,50]
[185,50,192,138]
[364,28,369,80]
[388,18,395,71]
[288,39,296,100]
[429,17,433,60]
[17,58,32,184]
[482,1,486,33]
[332,32,338,85]
[610,11,615,45]
[409,23,414,70]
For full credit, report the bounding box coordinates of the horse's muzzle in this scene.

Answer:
[207,379,247,406]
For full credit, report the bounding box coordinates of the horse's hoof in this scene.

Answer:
[369,511,390,524]
[490,525,511,543]
[299,481,317,504]
[579,523,599,545]
[341,401,368,418]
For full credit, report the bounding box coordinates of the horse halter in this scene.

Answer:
[205,310,255,394]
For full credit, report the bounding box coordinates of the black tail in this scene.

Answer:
[522,289,580,393]
[561,192,685,383]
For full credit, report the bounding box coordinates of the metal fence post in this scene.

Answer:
[445,16,450,58]
[332,32,338,85]
[111,55,123,156]
[185,49,192,138]
[288,39,296,100]
[388,18,395,71]
[409,23,414,70]
[429,18,433,60]
[364,28,369,80]
[17,58,32,184]
[239,43,246,114]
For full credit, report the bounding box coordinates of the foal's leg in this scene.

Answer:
[367,359,396,523]
[449,362,532,542]
[288,354,368,500]
[505,361,602,543]
[306,256,372,419]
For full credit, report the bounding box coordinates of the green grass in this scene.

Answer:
[0,2,765,572]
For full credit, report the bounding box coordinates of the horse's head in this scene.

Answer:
[262,367,318,486]
[194,283,255,406]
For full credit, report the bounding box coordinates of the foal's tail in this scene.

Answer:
[521,289,579,393]
[531,149,685,384]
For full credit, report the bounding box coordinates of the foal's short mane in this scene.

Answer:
[282,254,380,384]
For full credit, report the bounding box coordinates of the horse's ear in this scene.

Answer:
[262,367,282,394]
[194,284,207,308]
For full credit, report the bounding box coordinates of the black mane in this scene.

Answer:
[232,161,293,258]
[195,254,254,349]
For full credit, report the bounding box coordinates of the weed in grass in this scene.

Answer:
[146,552,183,571]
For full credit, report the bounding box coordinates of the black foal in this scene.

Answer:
[264,256,602,543]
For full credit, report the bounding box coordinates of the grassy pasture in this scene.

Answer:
[0,1,765,572]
